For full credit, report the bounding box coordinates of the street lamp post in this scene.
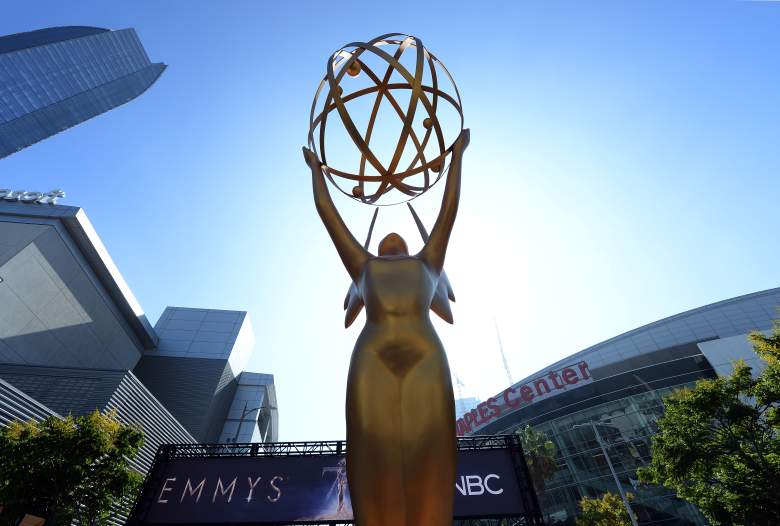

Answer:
[572,421,638,526]
[233,401,262,443]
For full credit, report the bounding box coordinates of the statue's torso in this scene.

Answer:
[359,256,437,323]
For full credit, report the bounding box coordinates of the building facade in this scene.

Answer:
[460,288,780,525]
[0,198,276,502]
[0,26,165,158]
[219,372,278,443]
[134,307,278,444]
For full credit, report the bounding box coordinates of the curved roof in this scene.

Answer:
[464,286,780,435]
[535,286,780,376]
[0,26,108,55]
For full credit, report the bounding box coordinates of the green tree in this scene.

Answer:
[637,317,780,526]
[516,424,557,492]
[576,492,634,526]
[0,410,144,526]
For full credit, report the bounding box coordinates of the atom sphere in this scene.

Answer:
[308,33,464,205]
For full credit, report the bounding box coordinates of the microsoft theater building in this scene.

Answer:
[459,287,780,525]
[0,192,278,522]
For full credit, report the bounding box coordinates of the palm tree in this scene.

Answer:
[516,425,557,493]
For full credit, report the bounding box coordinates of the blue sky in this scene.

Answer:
[2,0,779,441]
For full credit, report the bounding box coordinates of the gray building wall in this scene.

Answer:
[0,363,124,416]
[0,363,194,473]
[0,376,58,427]
[0,219,146,370]
[104,372,196,473]
[133,307,269,443]
[151,307,254,372]
[133,355,237,443]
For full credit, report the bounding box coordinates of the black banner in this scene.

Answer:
[131,438,542,525]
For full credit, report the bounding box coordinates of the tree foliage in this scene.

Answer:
[576,492,634,526]
[516,424,557,493]
[637,317,780,526]
[0,410,144,526]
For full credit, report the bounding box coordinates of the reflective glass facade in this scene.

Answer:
[528,383,709,525]
[486,353,715,525]
[0,26,165,158]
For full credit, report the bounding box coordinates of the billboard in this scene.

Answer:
[130,438,542,525]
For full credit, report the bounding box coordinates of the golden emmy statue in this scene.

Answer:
[304,33,468,526]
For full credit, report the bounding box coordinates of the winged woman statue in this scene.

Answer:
[303,128,469,526]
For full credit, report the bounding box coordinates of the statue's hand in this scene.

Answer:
[451,128,470,156]
[302,147,321,170]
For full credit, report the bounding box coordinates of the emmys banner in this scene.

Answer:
[137,449,531,524]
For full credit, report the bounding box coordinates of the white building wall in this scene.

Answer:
[698,332,769,378]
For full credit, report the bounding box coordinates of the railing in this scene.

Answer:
[155,434,523,459]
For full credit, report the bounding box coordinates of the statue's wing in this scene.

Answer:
[407,203,456,324]
[343,282,364,328]
[430,276,455,324]
[343,208,378,328]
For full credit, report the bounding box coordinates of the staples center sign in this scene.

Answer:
[457,361,593,436]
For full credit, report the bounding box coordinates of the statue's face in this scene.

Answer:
[378,233,409,256]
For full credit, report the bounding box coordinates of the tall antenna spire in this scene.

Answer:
[453,370,465,401]
[452,369,467,418]
[494,318,513,385]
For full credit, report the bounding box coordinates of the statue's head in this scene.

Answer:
[378,233,408,256]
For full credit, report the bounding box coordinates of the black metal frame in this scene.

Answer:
[129,435,545,526]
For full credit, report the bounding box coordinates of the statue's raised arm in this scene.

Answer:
[303,147,369,282]
[419,129,470,273]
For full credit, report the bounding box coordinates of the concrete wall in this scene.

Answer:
[133,307,260,442]
[0,219,144,370]
[133,355,238,443]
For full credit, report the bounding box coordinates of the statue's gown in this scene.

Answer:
[346,256,456,526]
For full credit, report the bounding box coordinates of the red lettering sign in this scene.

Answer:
[458,361,593,436]
[503,386,520,408]
[477,402,491,421]
[456,418,471,436]
[486,397,499,417]
[562,368,578,385]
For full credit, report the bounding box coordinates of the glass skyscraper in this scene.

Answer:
[0,26,165,158]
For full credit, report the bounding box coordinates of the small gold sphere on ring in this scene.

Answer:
[347,61,361,77]
[431,159,442,173]
[352,185,364,197]
[423,117,433,129]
